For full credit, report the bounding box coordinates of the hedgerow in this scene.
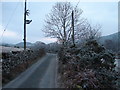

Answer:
[58,40,120,88]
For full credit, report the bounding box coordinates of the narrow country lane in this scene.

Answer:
[3,53,58,88]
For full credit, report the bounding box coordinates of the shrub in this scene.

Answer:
[58,40,119,88]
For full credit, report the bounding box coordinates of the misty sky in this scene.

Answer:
[0,1,118,44]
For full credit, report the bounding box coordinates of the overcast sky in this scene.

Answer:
[0,1,118,44]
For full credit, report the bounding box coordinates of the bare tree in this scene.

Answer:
[75,21,101,42]
[42,2,83,46]
[42,2,101,46]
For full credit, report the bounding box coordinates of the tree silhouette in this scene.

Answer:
[43,2,101,46]
[42,2,83,46]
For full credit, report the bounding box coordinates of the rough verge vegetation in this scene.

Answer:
[58,40,120,88]
[2,48,45,86]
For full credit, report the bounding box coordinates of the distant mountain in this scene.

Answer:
[31,41,46,50]
[34,41,46,45]
[15,42,33,47]
[99,32,120,52]
[0,43,14,47]
[99,32,120,44]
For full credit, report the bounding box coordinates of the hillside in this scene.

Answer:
[15,42,33,47]
[0,46,24,53]
[99,32,119,44]
[99,32,120,52]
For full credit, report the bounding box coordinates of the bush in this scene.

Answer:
[2,48,46,85]
[58,40,119,88]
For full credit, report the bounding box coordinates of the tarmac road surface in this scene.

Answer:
[3,53,58,88]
